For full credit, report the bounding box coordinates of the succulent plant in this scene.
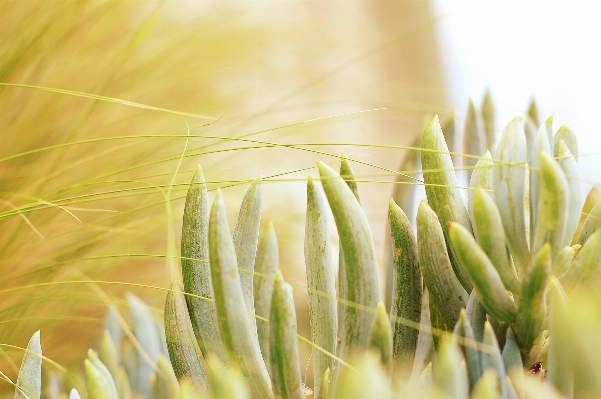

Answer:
[11,95,601,399]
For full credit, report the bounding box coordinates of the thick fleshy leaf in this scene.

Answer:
[337,158,360,357]
[181,166,227,364]
[433,335,468,399]
[337,353,393,399]
[127,293,162,396]
[14,331,41,399]
[305,176,337,399]
[416,201,467,330]
[165,280,209,396]
[150,354,179,399]
[449,222,517,324]
[468,151,494,222]
[68,389,82,399]
[473,187,520,293]
[319,368,332,399]
[85,357,118,399]
[557,142,583,246]
[564,229,601,286]
[481,90,495,151]
[516,244,550,354]
[471,369,501,399]
[388,199,421,378]
[88,350,118,397]
[269,271,304,399]
[409,290,434,385]
[546,278,572,397]
[368,302,393,372]
[317,162,379,362]
[572,187,599,245]
[554,125,578,162]
[527,98,539,126]
[502,328,522,374]
[206,355,251,399]
[421,116,473,292]
[118,367,133,399]
[576,195,601,245]
[98,330,119,386]
[530,122,553,243]
[552,245,576,278]
[465,291,487,344]
[463,99,486,169]
[209,190,272,398]
[481,322,507,398]
[493,117,530,270]
[533,152,570,258]
[253,222,279,373]
[233,177,263,333]
[452,309,481,390]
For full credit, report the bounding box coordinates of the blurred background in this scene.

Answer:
[1,0,599,395]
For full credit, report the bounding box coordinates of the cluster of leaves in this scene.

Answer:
[8,97,601,399]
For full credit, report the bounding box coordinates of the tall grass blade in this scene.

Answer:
[253,222,279,375]
[305,176,337,399]
[421,115,473,292]
[164,280,209,396]
[13,331,41,399]
[493,117,530,270]
[448,222,517,324]
[209,189,272,398]
[317,162,379,362]
[181,166,227,364]
[269,271,304,399]
[416,201,467,330]
[233,177,263,335]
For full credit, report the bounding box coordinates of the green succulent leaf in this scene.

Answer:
[85,357,118,399]
[14,331,41,399]
[564,228,601,286]
[530,122,553,243]
[388,199,421,378]
[368,302,393,372]
[206,355,251,399]
[417,201,467,330]
[421,115,473,292]
[546,278,572,397]
[150,354,180,399]
[452,309,481,391]
[465,291,487,344]
[319,368,332,399]
[233,176,263,333]
[253,222,280,375]
[493,116,530,270]
[554,125,578,162]
[481,90,495,151]
[181,166,227,364]
[481,322,507,398]
[523,116,537,163]
[98,330,119,387]
[127,293,162,396]
[164,280,209,396]
[463,99,487,169]
[527,98,539,126]
[557,141,583,246]
[433,335,468,399]
[473,187,520,293]
[552,245,576,278]
[337,353,393,399]
[68,389,82,399]
[317,162,379,362]
[410,290,435,385]
[502,328,522,375]
[305,175,337,399]
[471,369,501,399]
[209,189,272,398]
[468,151,493,222]
[448,222,517,324]
[576,195,601,245]
[118,367,133,399]
[572,187,600,245]
[269,271,304,399]
[88,350,118,398]
[533,152,570,258]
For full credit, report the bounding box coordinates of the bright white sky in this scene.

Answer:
[433,0,601,186]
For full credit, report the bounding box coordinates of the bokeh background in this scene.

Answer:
[1,0,599,395]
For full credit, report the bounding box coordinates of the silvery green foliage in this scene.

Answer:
[14,331,41,399]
